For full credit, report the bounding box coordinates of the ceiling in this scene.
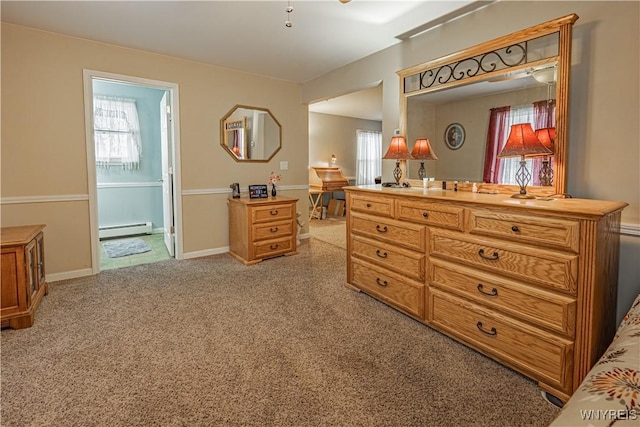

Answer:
[1,0,493,119]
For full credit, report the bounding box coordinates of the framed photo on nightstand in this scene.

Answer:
[248,185,268,199]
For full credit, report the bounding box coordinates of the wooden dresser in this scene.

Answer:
[345,186,627,402]
[228,196,298,265]
[1,225,48,329]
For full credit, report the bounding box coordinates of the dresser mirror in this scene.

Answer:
[398,14,578,196]
[220,105,282,162]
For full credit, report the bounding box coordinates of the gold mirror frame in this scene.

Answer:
[398,14,578,196]
[220,105,282,163]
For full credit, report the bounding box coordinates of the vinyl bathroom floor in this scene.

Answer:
[99,233,171,271]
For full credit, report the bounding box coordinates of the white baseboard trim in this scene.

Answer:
[182,246,230,259]
[47,268,94,283]
[97,182,161,189]
[181,234,312,260]
[47,238,313,280]
[621,222,640,237]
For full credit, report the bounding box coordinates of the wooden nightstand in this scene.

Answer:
[1,225,48,329]
[228,196,298,265]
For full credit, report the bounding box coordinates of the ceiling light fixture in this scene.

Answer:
[339,0,352,3]
[285,1,293,28]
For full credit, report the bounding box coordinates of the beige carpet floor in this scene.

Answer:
[309,216,346,249]
[1,239,560,426]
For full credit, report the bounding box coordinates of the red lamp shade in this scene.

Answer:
[498,123,553,158]
[383,136,413,160]
[411,138,439,160]
[535,127,556,152]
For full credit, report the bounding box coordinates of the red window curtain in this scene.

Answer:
[482,106,511,184]
[531,99,556,185]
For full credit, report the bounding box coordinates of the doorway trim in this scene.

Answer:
[83,69,183,274]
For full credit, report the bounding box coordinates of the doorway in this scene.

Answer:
[307,83,382,242]
[83,70,183,274]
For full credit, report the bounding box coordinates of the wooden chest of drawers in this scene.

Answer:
[1,225,48,329]
[228,196,298,265]
[345,187,626,403]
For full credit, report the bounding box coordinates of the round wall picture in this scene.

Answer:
[444,123,465,150]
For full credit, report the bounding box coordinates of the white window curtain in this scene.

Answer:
[94,96,142,169]
[356,129,382,185]
[498,104,535,185]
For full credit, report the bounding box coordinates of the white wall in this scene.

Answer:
[309,112,382,180]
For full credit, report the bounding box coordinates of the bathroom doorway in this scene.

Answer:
[83,70,183,273]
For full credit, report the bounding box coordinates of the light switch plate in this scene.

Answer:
[280,161,289,171]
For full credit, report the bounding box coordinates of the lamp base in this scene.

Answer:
[510,193,536,199]
[392,160,402,186]
[511,157,534,199]
[418,162,426,180]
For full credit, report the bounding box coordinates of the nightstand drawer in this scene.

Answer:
[396,199,464,231]
[351,212,425,252]
[253,236,295,259]
[429,230,578,294]
[430,258,576,337]
[468,209,580,252]
[351,235,425,282]
[352,258,424,319]
[350,194,395,217]
[430,289,573,392]
[253,220,293,241]
[251,203,294,223]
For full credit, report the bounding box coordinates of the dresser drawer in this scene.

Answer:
[396,199,465,231]
[253,220,293,241]
[349,194,395,217]
[429,289,573,392]
[429,258,576,337]
[252,236,295,259]
[468,209,580,252]
[428,230,578,294]
[351,235,425,282]
[351,258,424,319]
[251,203,294,223]
[351,212,426,252]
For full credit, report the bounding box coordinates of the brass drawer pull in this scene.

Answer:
[270,244,279,250]
[422,212,429,218]
[376,225,388,233]
[477,283,498,297]
[478,248,499,261]
[270,209,279,215]
[375,249,388,258]
[270,227,279,232]
[511,225,520,233]
[376,278,388,287]
[476,322,497,336]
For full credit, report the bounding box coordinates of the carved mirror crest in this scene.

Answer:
[398,14,578,196]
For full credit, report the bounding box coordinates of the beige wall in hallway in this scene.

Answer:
[1,23,309,277]
[309,112,382,180]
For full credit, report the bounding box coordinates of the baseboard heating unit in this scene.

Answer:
[99,222,153,239]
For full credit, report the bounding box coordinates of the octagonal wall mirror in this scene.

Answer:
[398,14,578,196]
[220,105,282,162]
